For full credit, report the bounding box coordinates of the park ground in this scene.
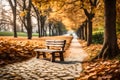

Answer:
[0,35,120,79]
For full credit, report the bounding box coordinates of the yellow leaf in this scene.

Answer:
[19,10,28,17]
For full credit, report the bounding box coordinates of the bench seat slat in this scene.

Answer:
[35,49,64,53]
[46,45,64,47]
[47,43,65,45]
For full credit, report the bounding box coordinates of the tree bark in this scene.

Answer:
[8,0,17,37]
[32,4,41,37]
[83,8,93,46]
[40,15,46,36]
[81,25,84,40]
[79,28,82,39]
[26,0,32,39]
[21,0,26,32]
[38,17,41,37]
[87,20,92,46]
[58,25,62,35]
[95,0,119,59]
[81,0,97,46]
[48,22,52,36]
[13,0,17,37]
[84,20,87,41]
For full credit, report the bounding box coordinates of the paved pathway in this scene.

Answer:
[65,38,88,62]
[0,38,88,80]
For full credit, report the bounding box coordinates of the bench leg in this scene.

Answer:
[43,52,46,58]
[51,52,55,62]
[60,52,64,61]
[36,52,40,59]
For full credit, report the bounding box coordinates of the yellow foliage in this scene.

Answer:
[19,10,28,17]
[20,12,25,17]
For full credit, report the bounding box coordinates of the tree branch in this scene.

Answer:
[7,0,14,11]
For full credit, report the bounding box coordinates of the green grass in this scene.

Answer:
[92,25,120,44]
[92,31,104,44]
[0,32,38,37]
[32,33,39,36]
[0,32,13,36]
[92,27,104,44]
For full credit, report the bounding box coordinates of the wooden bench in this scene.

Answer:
[34,40,66,62]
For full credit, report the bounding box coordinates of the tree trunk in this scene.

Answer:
[58,26,62,35]
[36,12,41,37]
[48,22,52,36]
[82,0,97,46]
[95,0,119,59]
[79,28,82,39]
[84,20,87,41]
[21,23,24,32]
[87,20,92,46]
[32,4,41,37]
[26,0,32,39]
[38,17,41,37]
[21,0,26,32]
[13,0,17,37]
[84,24,87,41]
[8,0,17,37]
[27,28,32,39]
[81,25,84,40]
[76,29,80,38]
[55,27,58,35]
[40,15,46,36]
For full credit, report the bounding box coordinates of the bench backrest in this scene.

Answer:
[46,40,66,51]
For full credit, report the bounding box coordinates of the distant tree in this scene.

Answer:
[0,3,10,31]
[32,4,41,37]
[55,21,66,35]
[80,0,99,46]
[8,0,17,37]
[19,0,33,39]
[21,0,26,32]
[26,0,32,39]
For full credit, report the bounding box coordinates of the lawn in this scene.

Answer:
[0,32,38,37]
